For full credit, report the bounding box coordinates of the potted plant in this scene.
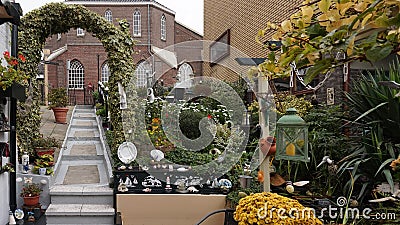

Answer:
[33,154,55,175]
[32,135,61,157]
[0,51,28,101]
[20,179,42,206]
[48,87,69,123]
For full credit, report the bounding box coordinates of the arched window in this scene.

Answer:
[135,61,151,87]
[101,62,110,83]
[133,10,141,37]
[68,60,84,89]
[160,14,166,40]
[178,63,193,87]
[105,10,113,22]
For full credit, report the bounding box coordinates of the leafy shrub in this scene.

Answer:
[32,136,61,148]
[179,109,207,139]
[96,107,106,117]
[48,87,68,109]
[165,147,213,166]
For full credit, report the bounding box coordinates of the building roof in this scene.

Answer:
[175,20,203,37]
[65,0,175,15]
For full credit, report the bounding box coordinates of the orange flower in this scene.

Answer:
[152,117,160,124]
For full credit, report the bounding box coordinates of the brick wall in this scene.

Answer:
[174,22,203,77]
[45,2,203,103]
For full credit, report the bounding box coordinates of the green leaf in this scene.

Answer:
[353,101,388,123]
[375,158,396,177]
[365,44,393,62]
[318,0,330,13]
[268,52,275,62]
[304,59,331,84]
[383,169,394,193]
[306,23,327,39]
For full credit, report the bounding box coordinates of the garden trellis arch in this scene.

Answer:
[17,3,136,155]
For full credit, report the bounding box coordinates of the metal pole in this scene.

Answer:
[97,54,100,92]
[9,23,18,212]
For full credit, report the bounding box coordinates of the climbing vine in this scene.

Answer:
[17,3,136,157]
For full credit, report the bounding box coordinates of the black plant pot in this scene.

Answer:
[0,83,26,101]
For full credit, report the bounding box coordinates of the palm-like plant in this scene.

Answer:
[345,61,400,143]
[342,60,400,202]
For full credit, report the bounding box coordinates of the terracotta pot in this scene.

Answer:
[52,107,69,124]
[23,196,39,206]
[260,137,276,156]
[35,147,55,157]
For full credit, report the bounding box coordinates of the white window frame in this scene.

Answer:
[161,15,166,41]
[135,61,151,88]
[77,28,85,37]
[68,60,85,89]
[178,63,194,87]
[133,10,141,37]
[101,62,110,83]
[105,9,113,22]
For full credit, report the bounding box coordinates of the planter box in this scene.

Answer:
[0,83,26,101]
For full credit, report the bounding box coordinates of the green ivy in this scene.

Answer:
[17,3,136,159]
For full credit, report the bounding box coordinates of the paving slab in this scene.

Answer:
[73,130,96,137]
[74,121,94,126]
[70,144,97,155]
[63,165,100,185]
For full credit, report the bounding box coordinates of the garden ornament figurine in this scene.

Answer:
[147,88,155,103]
[118,82,127,109]
[317,156,333,168]
[22,151,29,173]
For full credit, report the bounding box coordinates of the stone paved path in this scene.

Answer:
[40,106,74,162]
[45,105,114,225]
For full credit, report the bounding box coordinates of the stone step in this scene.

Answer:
[75,105,94,110]
[67,137,100,142]
[71,116,96,121]
[70,119,97,129]
[63,140,104,156]
[46,203,114,225]
[53,160,109,186]
[50,185,113,205]
[74,110,96,119]
[62,155,104,161]
[67,129,100,138]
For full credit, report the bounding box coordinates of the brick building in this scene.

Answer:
[45,0,202,105]
[203,0,366,105]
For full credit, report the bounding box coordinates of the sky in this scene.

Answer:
[17,0,204,34]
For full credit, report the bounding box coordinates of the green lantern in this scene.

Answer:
[276,108,309,162]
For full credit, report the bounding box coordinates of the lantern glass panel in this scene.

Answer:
[276,126,309,162]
